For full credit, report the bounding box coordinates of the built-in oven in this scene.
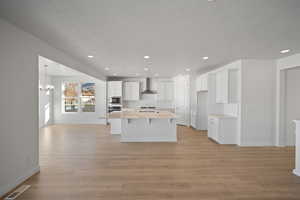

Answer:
[111,97,121,104]
[108,106,122,113]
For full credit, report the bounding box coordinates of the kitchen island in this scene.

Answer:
[109,109,177,142]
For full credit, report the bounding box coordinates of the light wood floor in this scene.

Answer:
[10,125,300,199]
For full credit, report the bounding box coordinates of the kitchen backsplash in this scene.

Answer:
[123,93,174,109]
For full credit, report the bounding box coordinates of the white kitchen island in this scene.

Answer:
[109,110,177,142]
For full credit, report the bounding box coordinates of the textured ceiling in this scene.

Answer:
[1,0,300,77]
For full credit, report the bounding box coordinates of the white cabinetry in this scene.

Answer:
[215,70,228,103]
[108,81,122,98]
[110,118,122,135]
[208,115,237,144]
[124,81,140,101]
[196,74,208,91]
[215,68,239,104]
[190,111,197,128]
[157,81,174,101]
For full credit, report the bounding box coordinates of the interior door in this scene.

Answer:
[197,91,208,130]
[174,75,190,126]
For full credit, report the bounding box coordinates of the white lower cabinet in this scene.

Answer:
[110,118,122,135]
[208,115,237,144]
[190,111,197,128]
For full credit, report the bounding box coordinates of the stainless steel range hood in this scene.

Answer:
[141,77,157,94]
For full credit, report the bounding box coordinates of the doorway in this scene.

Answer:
[277,66,300,146]
[174,75,190,126]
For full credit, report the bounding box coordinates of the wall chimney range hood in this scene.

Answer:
[142,77,157,94]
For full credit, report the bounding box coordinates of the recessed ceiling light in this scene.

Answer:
[135,73,140,76]
[104,67,110,71]
[203,56,209,60]
[144,56,150,59]
[280,49,290,54]
[144,67,149,71]
[87,55,94,58]
[186,68,191,72]
[208,0,215,2]
[113,73,117,76]
[154,73,159,77]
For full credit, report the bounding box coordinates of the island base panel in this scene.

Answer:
[120,118,177,142]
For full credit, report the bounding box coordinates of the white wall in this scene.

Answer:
[0,18,105,197]
[277,53,300,70]
[240,60,276,146]
[52,76,106,124]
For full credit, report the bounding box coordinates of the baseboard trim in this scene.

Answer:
[0,166,40,198]
[293,169,300,176]
[238,142,275,147]
[121,138,177,142]
[54,120,107,125]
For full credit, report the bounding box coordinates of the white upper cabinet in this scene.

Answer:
[123,81,140,101]
[157,80,174,101]
[108,81,122,98]
[196,74,208,92]
[215,69,228,104]
[215,68,240,104]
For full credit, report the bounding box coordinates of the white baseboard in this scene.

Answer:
[54,120,107,125]
[293,169,300,176]
[239,141,275,147]
[0,166,40,198]
[121,138,177,142]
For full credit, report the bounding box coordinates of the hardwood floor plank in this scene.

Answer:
[3,124,299,200]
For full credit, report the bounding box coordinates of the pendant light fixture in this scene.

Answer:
[39,64,54,91]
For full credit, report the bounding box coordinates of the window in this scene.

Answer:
[63,82,79,112]
[62,82,96,113]
[80,83,96,112]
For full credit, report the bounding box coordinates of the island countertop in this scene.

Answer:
[109,110,176,119]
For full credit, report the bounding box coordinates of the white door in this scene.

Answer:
[174,75,190,125]
[197,91,208,130]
